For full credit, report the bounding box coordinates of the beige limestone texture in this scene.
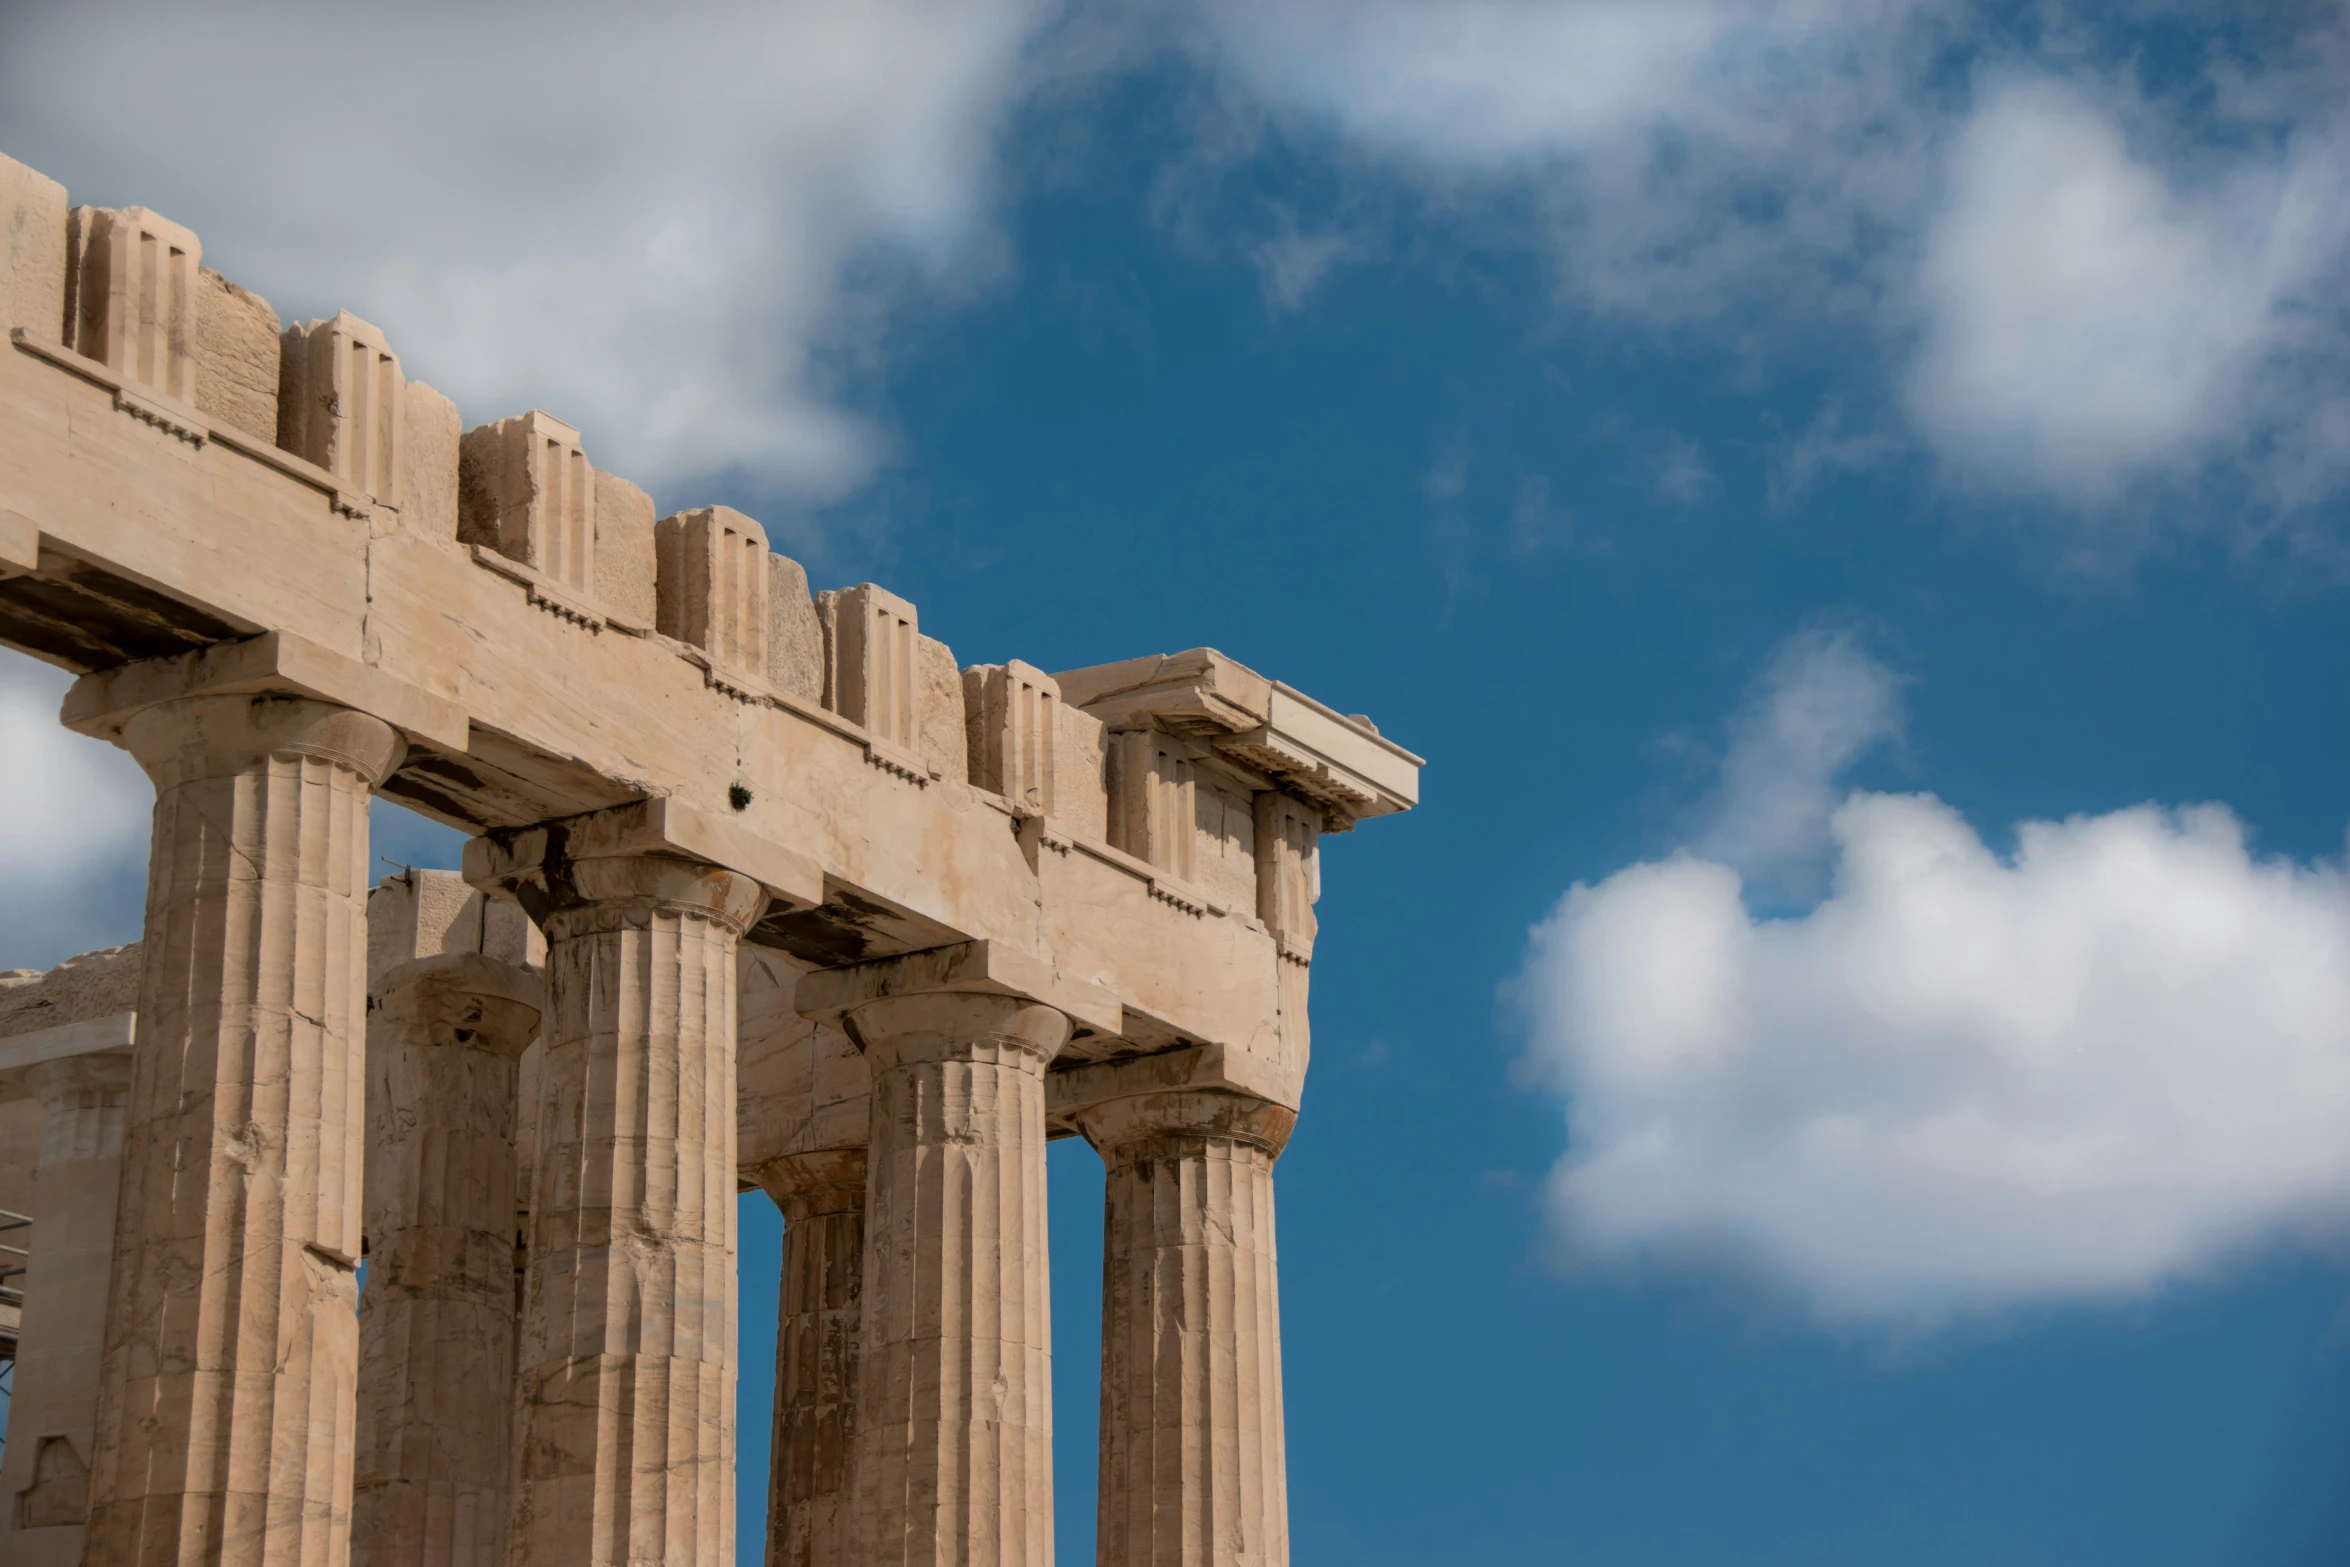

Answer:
[739,951,870,1172]
[479,840,765,1567]
[83,693,402,1567]
[831,584,919,750]
[1053,703,1109,844]
[67,205,202,404]
[1189,770,1259,918]
[595,468,659,630]
[0,944,141,1039]
[367,866,542,987]
[401,380,463,538]
[460,411,598,596]
[917,634,967,786]
[844,991,1068,1567]
[0,1053,131,1567]
[767,552,826,703]
[193,268,279,444]
[964,662,1057,817]
[352,951,544,1567]
[0,1093,38,1219]
[0,154,67,337]
[658,506,770,685]
[1076,1091,1294,1567]
[813,588,840,710]
[280,310,404,505]
[759,1150,867,1567]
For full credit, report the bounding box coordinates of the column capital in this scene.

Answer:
[116,690,404,788]
[840,990,1072,1072]
[371,952,544,1054]
[64,629,466,754]
[463,796,818,935]
[753,1146,867,1223]
[1071,1087,1297,1160]
[793,937,1121,1039]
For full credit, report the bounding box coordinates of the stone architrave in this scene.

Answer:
[0,1052,133,1567]
[471,834,767,1567]
[82,694,403,1567]
[834,990,1070,1567]
[1072,1091,1296,1567]
[758,1149,868,1567]
[350,952,544,1567]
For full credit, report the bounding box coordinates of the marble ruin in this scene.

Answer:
[0,149,1419,1566]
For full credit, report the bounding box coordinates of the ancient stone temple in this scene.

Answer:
[0,149,1419,1567]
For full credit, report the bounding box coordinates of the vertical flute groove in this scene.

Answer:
[84,696,400,1567]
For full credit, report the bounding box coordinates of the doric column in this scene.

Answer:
[1072,1091,1297,1567]
[843,991,1069,1567]
[0,1051,132,1567]
[498,850,764,1567]
[83,693,403,1567]
[757,1148,868,1567]
[351,952,544,1567]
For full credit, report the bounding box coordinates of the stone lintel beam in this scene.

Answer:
[0,504,35,576]
[463,795,823,928]
[60,628,469,753]
[794,937,1122,1041]
[0,1011,137,1078]
[1046,1040,1303,1130]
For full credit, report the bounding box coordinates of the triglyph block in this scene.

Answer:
[830,582,919,747]
[459,411,595,592]
[1109,728,1197,879]
[657,505,770,682]
[280,310,404,505]
[1255,791,1320,959]
[67,205,201,400]
[967,660,1061,816]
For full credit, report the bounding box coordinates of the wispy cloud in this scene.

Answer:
[1185,1,2350,535]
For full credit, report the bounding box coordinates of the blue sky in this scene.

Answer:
[6,2,2350,1561]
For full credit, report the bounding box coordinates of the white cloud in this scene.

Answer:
[1906,75,2350,501]
[1522,638,2350,1323]
[0,0,1061,498]
[1189,2,2350,521]
[0,656,152,970]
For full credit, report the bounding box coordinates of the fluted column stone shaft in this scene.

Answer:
[84,694,403,1567]
[1075,1092,1297,1567]
[507,854,763,1567]
[845,993,1070,1567]
[759,1149,868,1567]
[351,952,543,1567]
[0,1052,133,1567]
